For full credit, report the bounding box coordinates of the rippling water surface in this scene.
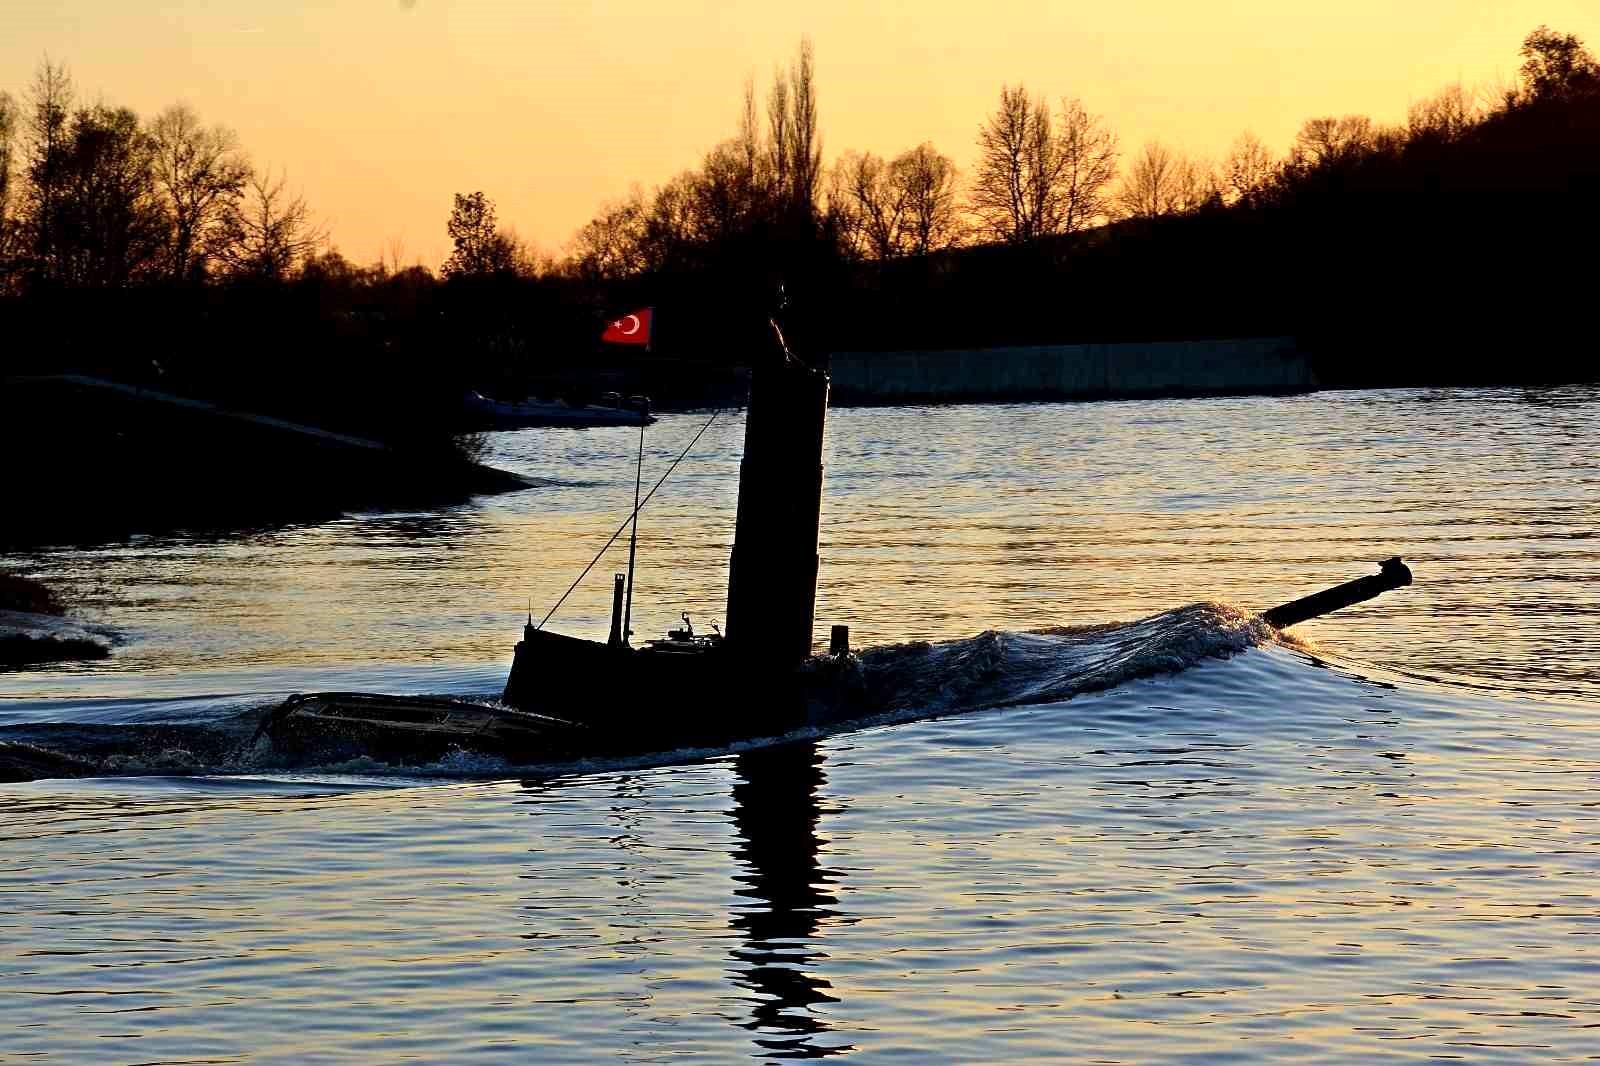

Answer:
[3,386,1599,1061]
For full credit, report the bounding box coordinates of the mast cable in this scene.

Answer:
[534,408,722,631]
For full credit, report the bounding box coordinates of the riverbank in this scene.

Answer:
[2,375,531,548]
[0,571,112,668]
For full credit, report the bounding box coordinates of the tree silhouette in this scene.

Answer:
[0,91,17,282]
[1116,141,1213,219]
[562,37,829,288]
[831,143,961,259]
[1519,26,1600,102]
[45,103,165,286]
[1290,115,1377,170]
[570,190,647,282]
[149,104,251,282]
[20,59,73,280]
[1406,84,1479,144]
[970,85,1057,242]
[442,190,515,278]
[782,39,822,222]
[830,150,899,259]
[1223,132,1275,206]
[970,87,1116,242]
[1054,99,1119,234]
[216,167,323,281]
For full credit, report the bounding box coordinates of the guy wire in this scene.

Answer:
[535,407,723,631]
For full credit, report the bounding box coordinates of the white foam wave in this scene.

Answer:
[854,601,1279,718]
[5,603,1304,783]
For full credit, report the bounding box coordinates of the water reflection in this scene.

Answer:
[728,741,853,1059]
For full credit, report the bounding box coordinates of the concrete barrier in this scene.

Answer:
[828,337,1316,405]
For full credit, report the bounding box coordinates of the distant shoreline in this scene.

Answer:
[828,336,1314,405]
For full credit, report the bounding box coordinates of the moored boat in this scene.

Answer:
[461,390,655,429]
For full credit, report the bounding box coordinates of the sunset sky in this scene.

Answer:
[4,1,1595,267]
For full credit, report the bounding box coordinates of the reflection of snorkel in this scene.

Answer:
[728,740,851,1056]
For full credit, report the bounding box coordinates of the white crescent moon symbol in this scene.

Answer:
[619,314,640,336]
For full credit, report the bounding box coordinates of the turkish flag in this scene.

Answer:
[601,307,653,346]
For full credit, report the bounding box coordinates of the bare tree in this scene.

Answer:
[217,167,325,281]
[561,37,822,269]
[736,77,759,176]
[970,85,1058,243]
[785,38,821,218]
[831,142,962,260]
[1406,84,1480,143]
[892,144,962,256]
[823,157,860,256]
[970,87,1115,243]
[1290,115,1376,169]
[1117,141,1213,219]
[831,150,901,259]
[766,71,790,203]
[1117,142,1178,219]
[1182,157,1220,210]
[1223,132,1276,206]
[381,233,409,277]
[148,104,251,281]
[1054,98,1118,234]
[758,39,822,223]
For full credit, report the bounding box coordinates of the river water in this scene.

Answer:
[3,386,1598,1061]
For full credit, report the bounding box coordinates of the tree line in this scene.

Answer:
[2,26,1596,402]
[0,62,329,290]
[550,26,1597,386]
[561,28,1599,275]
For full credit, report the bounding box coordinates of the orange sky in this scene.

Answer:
[4,1,1595,267]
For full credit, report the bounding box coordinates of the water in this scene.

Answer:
[3,386,1599,1061]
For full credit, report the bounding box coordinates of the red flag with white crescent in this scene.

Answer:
[601,307,653,347]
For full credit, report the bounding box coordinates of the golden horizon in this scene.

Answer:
[3,0,1595,267]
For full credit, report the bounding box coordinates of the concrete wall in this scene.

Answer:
[828,337,1315,405]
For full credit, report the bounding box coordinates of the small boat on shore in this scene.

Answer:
[462,390,655,429]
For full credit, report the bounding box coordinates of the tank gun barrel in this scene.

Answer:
[1262,557,1413,629]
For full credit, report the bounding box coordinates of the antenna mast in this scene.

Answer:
[621,409,645,646]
